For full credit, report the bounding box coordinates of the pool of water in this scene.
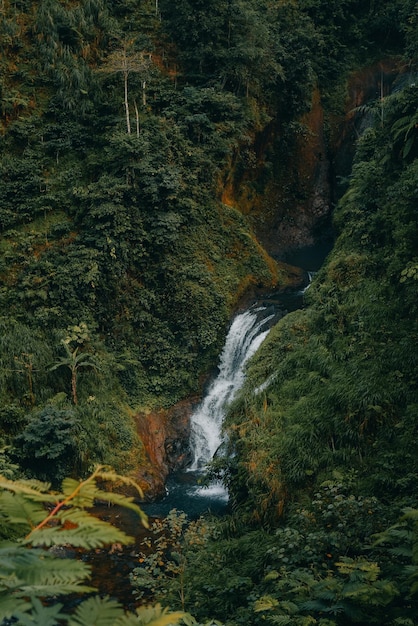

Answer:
[141,470,229,519]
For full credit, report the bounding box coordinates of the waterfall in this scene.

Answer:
[189,305,275,469]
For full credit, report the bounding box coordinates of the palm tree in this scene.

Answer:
[50,343,100,405]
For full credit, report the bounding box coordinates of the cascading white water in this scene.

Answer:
[189,306,275,469]
[142,269,321,517]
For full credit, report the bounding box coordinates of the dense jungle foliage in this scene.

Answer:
[1,0,418,625]
[0,0,301,478]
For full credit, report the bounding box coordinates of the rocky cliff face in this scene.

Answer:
[221,58,408,261]
[333,58,407,188]
[133,398,195,499]
[220,87,332,259]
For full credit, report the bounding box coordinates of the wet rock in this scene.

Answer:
[133,397,196,500]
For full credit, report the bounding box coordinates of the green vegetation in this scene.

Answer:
[0,0,290,477]
[144,11,417,623]
[0,467,178,626]
[0,466,204,625]
[1,0,418,625]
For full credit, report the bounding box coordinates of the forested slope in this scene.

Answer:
[155,4,418,625]
[0,0,311,483]
[176,82,418,625]
[1,0,418,624]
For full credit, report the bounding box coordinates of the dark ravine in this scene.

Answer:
[121,58,406,505]
[140,240,332,518]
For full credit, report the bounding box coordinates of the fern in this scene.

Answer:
[0,490,48,530]
[68,596,125,626]
[0,465,150,624]
[67,598,187,626]
[0,466,206,625]
[13,596,69,626]
[0,544,92,587]
[118,603,187,625]
[27,508,135,548]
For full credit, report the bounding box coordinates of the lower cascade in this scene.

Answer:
[142,257,322,517]
[142,303,279,517]
[189,305,276,469]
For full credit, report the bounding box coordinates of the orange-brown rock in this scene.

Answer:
[133,397,196,500]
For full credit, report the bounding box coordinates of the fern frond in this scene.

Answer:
[93,490,149,528]
[400,508,418,522]
[0,545,94,608]
[267,618,291,626]
[299,599,330,612]
[26,519,134,549]
[61,467,145,517]
[0,545,91,584]
[0,491,47,529]
[389,547,413,558]
[254,595,279,612]
[17,582,95,596]
[26,466,146,542]
[267,617,292,626]
[61,476,98,508]
[95,467,144,498]
[115,603,187,625]
[278,600,299,614]
[0,593,30,622]
[13,596,69,626]
[0,545,56,574]
[0,475,55,500]
[68,595,125,626]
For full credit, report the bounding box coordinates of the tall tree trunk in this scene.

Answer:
[71,368,78,405]
[124,70,131,134]
[134,99,140,137]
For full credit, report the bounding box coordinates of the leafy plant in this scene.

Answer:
[50,340,101,406]
[0,465,196,625]
[131,509,211,611]
[12,404,80,484]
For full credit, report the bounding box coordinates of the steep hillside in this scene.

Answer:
[152,7,418,624]
[1,1,418,625]
[1,0,308,485]
[0,0,415,493]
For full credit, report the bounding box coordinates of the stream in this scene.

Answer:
[141,241,332,519]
